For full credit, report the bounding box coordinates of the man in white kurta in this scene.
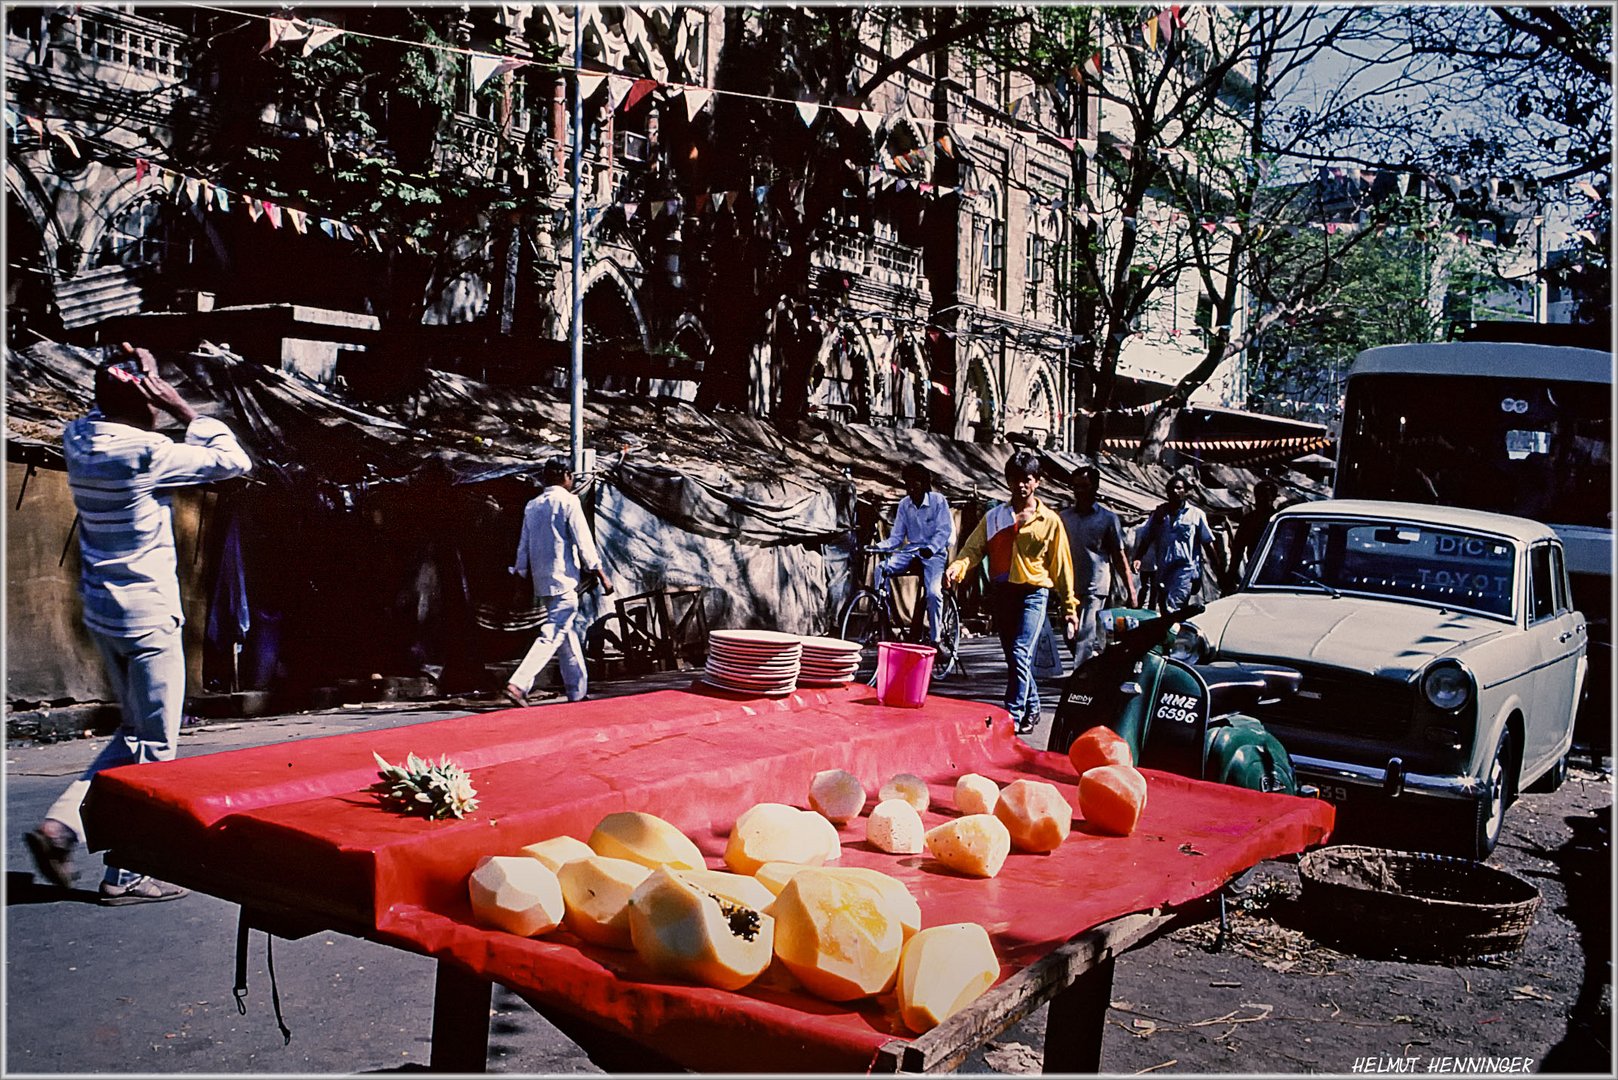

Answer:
[504,457,614,705]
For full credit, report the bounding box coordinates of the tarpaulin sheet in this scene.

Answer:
[84,685,1332,1071]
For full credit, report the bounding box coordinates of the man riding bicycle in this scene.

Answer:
[872,462,955,646]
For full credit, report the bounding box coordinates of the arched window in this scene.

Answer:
[1021,370,1057,448]
[94,194,192,270]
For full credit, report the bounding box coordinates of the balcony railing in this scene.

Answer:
[814,232,923,283]
[76,10,189,79]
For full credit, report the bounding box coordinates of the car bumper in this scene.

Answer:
[1292,753,1482,802]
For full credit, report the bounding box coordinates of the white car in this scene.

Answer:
[1174,500,1586,858]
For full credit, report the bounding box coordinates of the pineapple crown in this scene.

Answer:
[370,751,479,820]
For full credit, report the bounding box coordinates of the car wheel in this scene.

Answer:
[1469,730,1513,859]
[1526,752,1569,794]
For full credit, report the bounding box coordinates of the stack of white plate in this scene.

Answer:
[797,635,864,686]
[702,629,804,695]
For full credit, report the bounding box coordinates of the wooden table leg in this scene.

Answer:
[1041,953,1116,1073]
[429,959,492,1073]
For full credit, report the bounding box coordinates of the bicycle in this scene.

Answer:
[837,544,963,680]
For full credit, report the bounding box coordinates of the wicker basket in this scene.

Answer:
[1298,845,1541,963]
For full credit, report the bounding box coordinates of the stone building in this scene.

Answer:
[3,5,1113,448]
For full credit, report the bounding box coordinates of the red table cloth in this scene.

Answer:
[85,683,1333,1072]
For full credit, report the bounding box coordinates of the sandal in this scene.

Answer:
[501,684,528,708]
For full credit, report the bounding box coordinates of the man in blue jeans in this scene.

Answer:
[503,456,615,706]
[1138,474,1225,612]
[872,461,955,646]
[26,344,252,904]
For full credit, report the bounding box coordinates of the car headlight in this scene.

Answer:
[1420,661,1473,711]
[1169,622,1207,661]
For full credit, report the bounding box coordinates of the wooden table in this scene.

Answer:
[84,683,1333,1073]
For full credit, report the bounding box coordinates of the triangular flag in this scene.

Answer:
[159,170,178,195]
[261,16,310,54]
[1144,17,1159,50]
[1201,221,1217,233]
[1076,137,1098,158]
[286,207,307,234]
[683,87,711,121]
[725,190,739,210]
[1171,4,1185,26]
[51,122,79,157]
[935,133,956,158]
[244,196,263,222]
[214,185,231,212]
[623,202,638,219]
[302,25,342,55]
[796,101,819,126]
[134,158,148,183]
[470,54,502,93]
[319,218,337,237]
[1159,10,1176,41]
[607,74,634,112]
[1574,180,1600,200]
[1055,136,1075,152]
[576,73,606,102]
[1326,222,1340,235]
[623,78,657,113]
[1227,220,1242,234]
[263,201,282,228]
[24,114,44,137]
[694,193,710,213]
[184,177,201,204]
[472,54,523,93]
[1082,52,1103,80]
[836,106,861,128]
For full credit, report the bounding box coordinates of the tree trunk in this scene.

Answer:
[1137,401,1179,466]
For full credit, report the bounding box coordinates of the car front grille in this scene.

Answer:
[1224,658,1414,740]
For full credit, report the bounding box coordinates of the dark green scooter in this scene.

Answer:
[1048,606,1307,796]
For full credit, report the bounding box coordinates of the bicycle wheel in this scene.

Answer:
[838,588,885,676]
[935,592,962,676]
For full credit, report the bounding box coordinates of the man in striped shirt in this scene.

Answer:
[947,450,1078,736]
[25,345,252,905]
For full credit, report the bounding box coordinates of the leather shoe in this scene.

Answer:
[98,875,188,907]
[1015,717,1038,735]
[24,823,77,889]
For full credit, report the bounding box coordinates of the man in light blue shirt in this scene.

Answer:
[26,345,252,905]
[1139,474,1225,612]
[873,462,955,645]
[503,456,614,706]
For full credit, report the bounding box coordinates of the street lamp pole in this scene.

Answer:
[569,2,585,474]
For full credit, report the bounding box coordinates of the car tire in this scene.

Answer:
[1467,729,1513,860]
[1526,752,1569,794]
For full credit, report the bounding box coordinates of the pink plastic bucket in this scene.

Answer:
[876,641,936,708]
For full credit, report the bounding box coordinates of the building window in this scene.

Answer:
[96,197,184,269]
[1025,234,1046,283]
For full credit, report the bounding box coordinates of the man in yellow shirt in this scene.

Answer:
[947,450,1079,735]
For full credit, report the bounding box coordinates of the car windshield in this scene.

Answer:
[1252,518,1517,619]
